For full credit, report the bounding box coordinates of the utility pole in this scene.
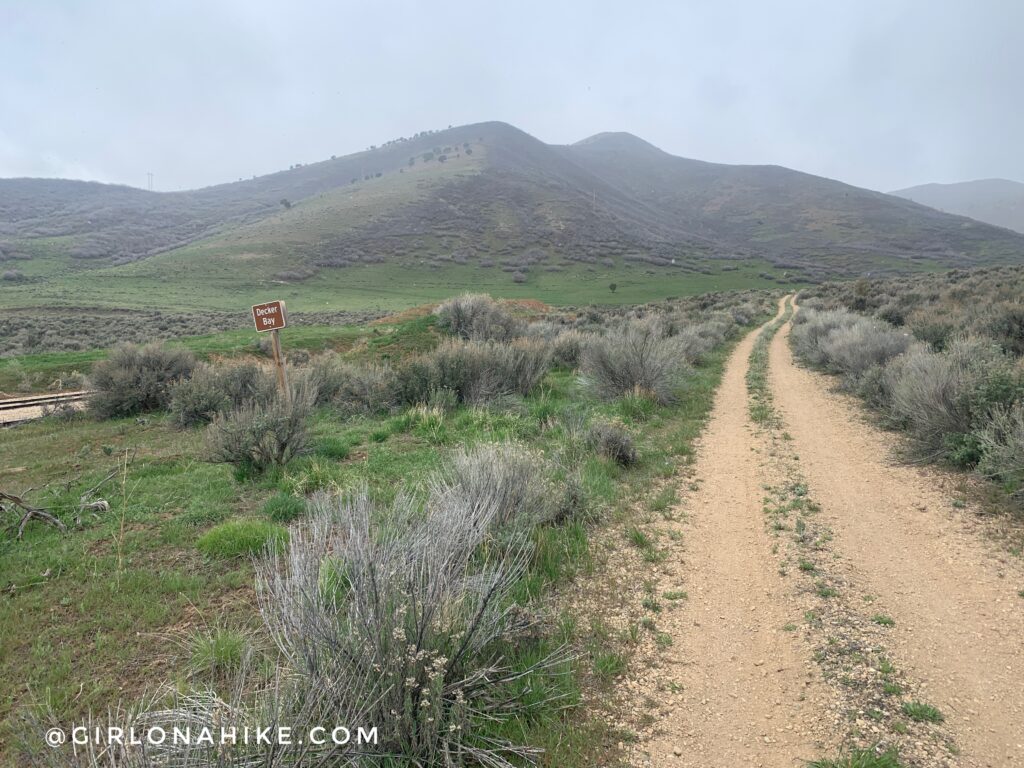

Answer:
[147,172,153,191]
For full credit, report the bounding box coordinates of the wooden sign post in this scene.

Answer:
[251,300,290,400]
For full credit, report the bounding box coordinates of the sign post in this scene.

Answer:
[251,300,290,401]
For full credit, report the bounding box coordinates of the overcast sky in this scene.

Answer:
[1,1,1021,193]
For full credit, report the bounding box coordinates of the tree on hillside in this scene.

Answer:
[609,283,617,294]
[280,199,292,210]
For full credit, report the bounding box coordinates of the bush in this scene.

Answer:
[169,362,275,427]
[977,402,1024,495]
[551,329,587,367]
[582,320,690,404]
[204,384,315,474]
[254,487,564,765]
[983,301,1024,356]
[400,338,551,405]
[671,318,734,364]
[818,319,911,379]
[196,519,287,559]
[262,492,307,523]
[588,420,638,466]
[790,309,860,368]
[434,293,523,341]
[306,354,397,412]
[88,342,196,418]
[883,336,1014,461]
[430,442,554,531]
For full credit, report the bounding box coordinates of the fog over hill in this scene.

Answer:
[891,179,1024,235]
[2,121,1022,283]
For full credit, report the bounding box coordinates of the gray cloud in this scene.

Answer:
[1,0,1021,192]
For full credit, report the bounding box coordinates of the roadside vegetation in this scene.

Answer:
[794,265,1024,514]
[1,290,774,765]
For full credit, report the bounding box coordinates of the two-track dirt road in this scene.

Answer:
[632,298,1024,767]
[634,299,834,766]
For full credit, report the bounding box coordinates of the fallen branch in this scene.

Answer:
[0,490,67,539]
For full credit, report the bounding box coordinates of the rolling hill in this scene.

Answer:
[890,178,1024,234]
[1,121,1023,314]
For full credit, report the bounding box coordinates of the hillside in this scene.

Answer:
[891,178,1024,234]
[2,121,1023,313]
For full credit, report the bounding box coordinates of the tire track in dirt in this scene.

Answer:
[633,298,833,767]
[770,302,1024,768]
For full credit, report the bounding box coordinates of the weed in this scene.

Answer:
[808,747,904,767]
[196,520,288,559]
[901,701,944,723]
[188,626,251,680]
[262,493,306,524]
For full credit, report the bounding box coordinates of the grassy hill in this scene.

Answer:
[2,121,1022,319]
[891,178,1024,234]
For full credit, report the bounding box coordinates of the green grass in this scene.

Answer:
[188,626,252,679]
[261,493,307,523]
[196,520,288,559]
[901,701,944,723]
[592,651,627,681]
[808,748,904,767]
[0,243,791,314]
[871,614,895,627]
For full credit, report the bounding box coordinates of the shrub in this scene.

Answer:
[204,384,315,474]
[588,420,638,466]
[254,487,564,765]
[88,342,196,418]
[169,362,276,427]
[671,319,734,364]
[582,320,690,404]
[790,309,860,368]
[196,519,287,559]
[907,310,957,350]
[400,338,551,405]
[883,336,1013,461]
[306,354,397,412]
[551,329,587,367]
[818,319,911,379]
[977,402,1024,495]
[262,492,307,523]
[983,301,1024,356]
[429,442,554,531]
[434,293,523,341]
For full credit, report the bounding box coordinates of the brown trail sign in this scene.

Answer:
[251,300,290,400]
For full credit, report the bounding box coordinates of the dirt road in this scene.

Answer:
[634,299,833,766]
[769,303,1024,768]
[632,298,1024,767]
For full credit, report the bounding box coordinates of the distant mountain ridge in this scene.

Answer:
[891,179,1024,234]
[1,121,1022,283]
